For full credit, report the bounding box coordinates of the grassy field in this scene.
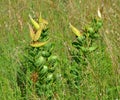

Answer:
[0,0,120,100]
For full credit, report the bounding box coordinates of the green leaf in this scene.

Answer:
[77,36,85,43]
[42,51,51,57]
[87,27,94,34]
[93,34,100,38]
[48,56,58,64]
[41,65,48,74]
[35,56,46,66]
[80,47,87,52]
[46,74,53,81]
[44,43,55,52]
[88,46,97,52]
[97,20,103,28]
[72,42,81,49]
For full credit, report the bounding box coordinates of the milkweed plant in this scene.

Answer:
[18,14,58,99]
[66,8,103,91]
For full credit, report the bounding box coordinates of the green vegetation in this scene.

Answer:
[0,0,120,100]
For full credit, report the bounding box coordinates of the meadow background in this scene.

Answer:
[0,0,120,99]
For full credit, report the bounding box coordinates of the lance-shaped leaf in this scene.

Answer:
[39,14,48,30]
[30,40,49,47]
[28,23,35,41]
[69,23,82,37]
[29,15,40,30]
[33,26,43,41]
[39,13,48,25]
[97,7,102,18]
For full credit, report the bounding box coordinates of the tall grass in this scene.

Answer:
[0,0,120,99]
